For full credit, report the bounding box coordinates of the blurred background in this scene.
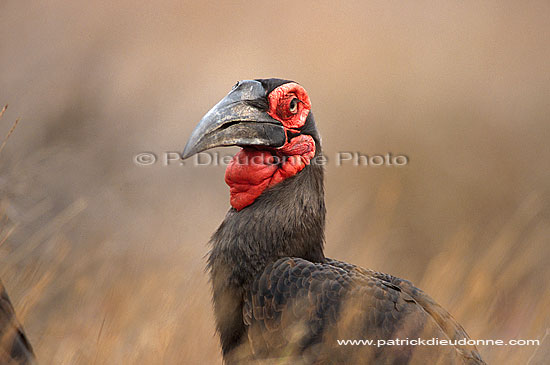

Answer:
[0,1,549,363]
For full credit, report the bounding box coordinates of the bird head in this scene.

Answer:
[183,79,321,211]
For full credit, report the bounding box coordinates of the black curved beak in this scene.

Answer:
[182,80,286,159]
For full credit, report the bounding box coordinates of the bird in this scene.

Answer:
[0,280,34,364]
[182,78,485,364]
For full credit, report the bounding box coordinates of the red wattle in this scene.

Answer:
[224,135,316,211]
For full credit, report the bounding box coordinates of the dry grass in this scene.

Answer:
[0,106,20,156]
[1,146,547,364]
[1,1,549,364]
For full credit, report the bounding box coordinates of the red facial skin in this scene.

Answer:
[225,83,316,211]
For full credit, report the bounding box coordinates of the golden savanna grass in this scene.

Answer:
[1,1,549,364]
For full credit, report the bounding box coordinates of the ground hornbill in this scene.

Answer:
[183,79,485,364]
[0,281,34,364]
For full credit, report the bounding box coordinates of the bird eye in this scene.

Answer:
[232,81,240,90]
[289,98,299,114]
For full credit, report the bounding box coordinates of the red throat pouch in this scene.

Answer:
[224,134,316,210]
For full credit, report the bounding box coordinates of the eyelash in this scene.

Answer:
[277,97,300,119]
[289,98,299,113]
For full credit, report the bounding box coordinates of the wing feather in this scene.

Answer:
[0,281,35,365]
[242,257,485,364]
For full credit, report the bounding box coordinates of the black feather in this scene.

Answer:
[0,281,35,364]
[205,79,485,364]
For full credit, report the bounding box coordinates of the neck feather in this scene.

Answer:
[206,146,325,356]
[208,159,326,286]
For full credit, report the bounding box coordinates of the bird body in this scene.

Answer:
[183,79,484,364]
[0,281,34,364]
